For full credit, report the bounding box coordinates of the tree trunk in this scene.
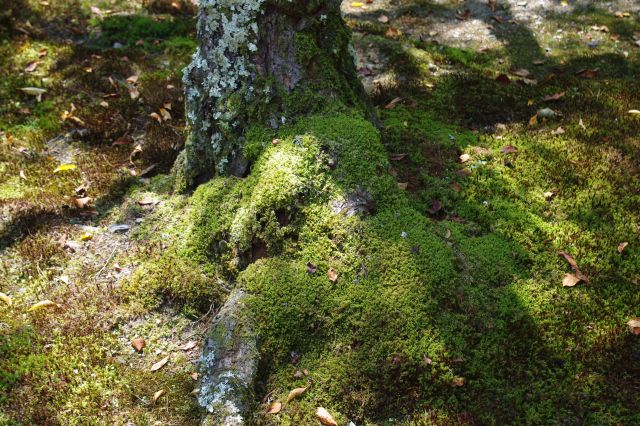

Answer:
[175,0,372,190]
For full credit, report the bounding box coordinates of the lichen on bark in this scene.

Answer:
[175,0,372,190]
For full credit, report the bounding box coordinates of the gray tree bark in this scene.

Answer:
[174,0,372,190]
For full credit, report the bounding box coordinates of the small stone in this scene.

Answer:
[108,224,130,234]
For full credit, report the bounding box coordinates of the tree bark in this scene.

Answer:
[175,0,372,190]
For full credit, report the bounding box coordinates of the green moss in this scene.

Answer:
[124,249,221,318]
[95,15,195,49]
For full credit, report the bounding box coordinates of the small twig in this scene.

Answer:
[94,247,118,280]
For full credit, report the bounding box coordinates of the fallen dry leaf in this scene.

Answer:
[629,110,640,115]
[316,407,338,426]
[74,197,92,209]
[552,127,565,136]
[459,153,471,163]
[397,182,409,190]
[149,112,162,123]
[267,401,282,414]
[627,318,640,335]
[378,14,389,23]
[542,92,565,102]
[618,242,628,254]
[150,356,169,372]
[390,153,407,161]
[385,27,401,38]
[153,389,166,403]
[500,145,518,154]
[159,108,172,121]
[562,273,581,287]
[24,61,39,72]
[179,341,197,351]
[286,386,307,403]
[510,68,532,78]
[28,300,59,312]
[327,268,339,283]
[451,377,465,387]
[558,251,579,271]
[384,97,402,109]
[131,338,146,352]
[0,292,12,307]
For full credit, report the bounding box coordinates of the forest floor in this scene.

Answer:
[1,0,640,425]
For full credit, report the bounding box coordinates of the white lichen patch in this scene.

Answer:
[183,0,266,173]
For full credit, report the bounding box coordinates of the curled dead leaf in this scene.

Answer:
[451,377,465,387]
[25,61,39,73]
[316,407,338,426]
[459,153,471,163]
[384,97,402,109]
[131,338,146,352]
[150,356,169,372]
[510,68,532,78]
[542,92,565,102]
[286,386,307,402]
[153,389,166,403]
[0,292,12,307]
[618,242,628,253]
[74,197,92,209]
[500,145,518,154]
[627,318,640,335]
[179,341,197,351]
[267,401,282,414]
[562,273,581,287]
[327,268,339,283]
[28,300,60,312]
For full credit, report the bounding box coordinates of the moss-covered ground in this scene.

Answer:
[1,0,640,425]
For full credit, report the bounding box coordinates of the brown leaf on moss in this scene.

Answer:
[542,92,565,102]
[74,197,92,209]
[267,401,282,414]
[384,97,402,109]
[562,273,581,287]
[150,356,169,372]
[131,338,146,352]
[327,268,338,283]
[627,318,640,335]
[316,407,338,426]
[286,386,307,402]
[510,68,532,78]
[179,341,197,351]
[153,388,166,403]
[24,61,39,73]
[451,377,465,387]
[500,145,518,154]
[618,242,628,253]
[558,251,589,284]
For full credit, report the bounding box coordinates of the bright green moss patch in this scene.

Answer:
[95,15,195,49]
